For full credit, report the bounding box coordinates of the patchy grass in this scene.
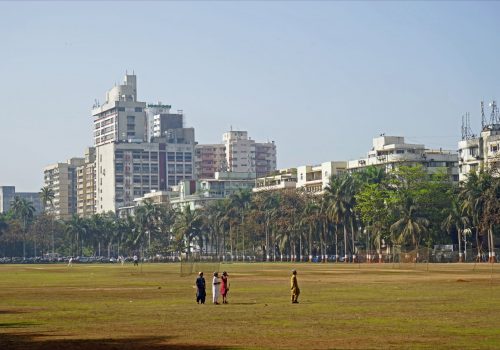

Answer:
[0,263,499,349]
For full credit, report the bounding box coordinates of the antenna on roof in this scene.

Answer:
[481,101,486,129]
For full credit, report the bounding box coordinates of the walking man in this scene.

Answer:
[291,269,300,304]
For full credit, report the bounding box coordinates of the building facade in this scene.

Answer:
[348,136,459,181]
[76,147,96,217]
[297,161,347,194]
[458,124,500,182]
[0,186,42,214]
[195,130,277,179]
[170,172,256,210]
[91,74,147,147]
[253,168,298,193]
[95,142,160,213]
[43,158,84,220]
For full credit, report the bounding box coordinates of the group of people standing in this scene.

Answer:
[196,271,229,304]
[195,269,300,305]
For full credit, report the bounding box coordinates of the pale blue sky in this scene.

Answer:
[1,1,499,191]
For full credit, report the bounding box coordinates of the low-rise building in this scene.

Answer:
[297,161,347,194]
[253,168,297,193]
[348,135,459,181]
[170,171,255,210]
[458,124,500,182]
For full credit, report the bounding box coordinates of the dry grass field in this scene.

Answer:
[1,262,500,349]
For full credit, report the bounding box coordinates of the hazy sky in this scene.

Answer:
[1,1,499,191]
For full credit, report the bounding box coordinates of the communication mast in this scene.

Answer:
[481,101,486,129]
[461,112,475,140]
[490,100,499,125]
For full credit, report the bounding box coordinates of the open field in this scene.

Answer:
[1,263,500,349]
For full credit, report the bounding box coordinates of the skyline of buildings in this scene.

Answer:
[2,73,500,217]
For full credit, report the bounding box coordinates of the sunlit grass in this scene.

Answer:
[1,263,499,349]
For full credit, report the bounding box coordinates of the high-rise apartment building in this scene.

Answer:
[92,74,147,146]
[195,130,277,179]
[148,108,195,190]
[43,158,84,220]
[145,103,172,141]
[76,147,96,217]
[95,142,160,213]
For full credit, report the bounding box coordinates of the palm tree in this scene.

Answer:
[39,186,56,255]
[459,171,492,262]
[173,206,202,258]
[66,215,87,257]
[229,189,252,260]
[325,174,357,262]
[135,200,162,257]
[390,197,429,260]
[10,197,35,259]
[441,194,469,262]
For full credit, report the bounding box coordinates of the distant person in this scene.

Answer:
[67,257,73,267]
[133,255,139,266]
[212,272,221,305]
[291,269,300,304]
[221,271,229,304]
[195,272,206,304]
[119,255,125,266]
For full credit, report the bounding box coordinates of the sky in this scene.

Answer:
[1,1,500,191]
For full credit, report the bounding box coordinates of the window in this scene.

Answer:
[127,124,135,131]
[127,115,135,123]
[167,152,175,161]
[184,152,192,162]
[176,153,183,162]
[396,150,405,154]
[135,107,143,112]
[127,131,135,136]
[118,107,125,112]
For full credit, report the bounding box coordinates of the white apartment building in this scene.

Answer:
[297,161,347,194]
[170,172,256,211]
[145,102,172,141]
[253,168,297,193]
[43,158,84,220]
[92,74,147,146]
[458,124,500,181]
[76,147,96,217]
[195,130,277,179]
[95,142,160,213]
[348,136,459,181]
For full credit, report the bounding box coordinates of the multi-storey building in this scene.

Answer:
[91,74,147,147]
[195,144,227,179]
[76,147,96,217]
[195,130,277,179]
[253,168,298,193]
[153,112,196,190]
[458,125,500,182]
[170,172,256,210]
[96,142,160,213]
[145,102,172,141]
[43,158,84,220]
[297,161,347,194]
[0,186,42,214]
[348,135,459,182]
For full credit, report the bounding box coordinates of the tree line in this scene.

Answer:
[0,165,499,262]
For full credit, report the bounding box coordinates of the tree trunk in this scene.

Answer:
[458,228,463,263]
[343,225,348,263]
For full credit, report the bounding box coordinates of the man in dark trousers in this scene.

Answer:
[196,272,206,304]
[291,269,300,303]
